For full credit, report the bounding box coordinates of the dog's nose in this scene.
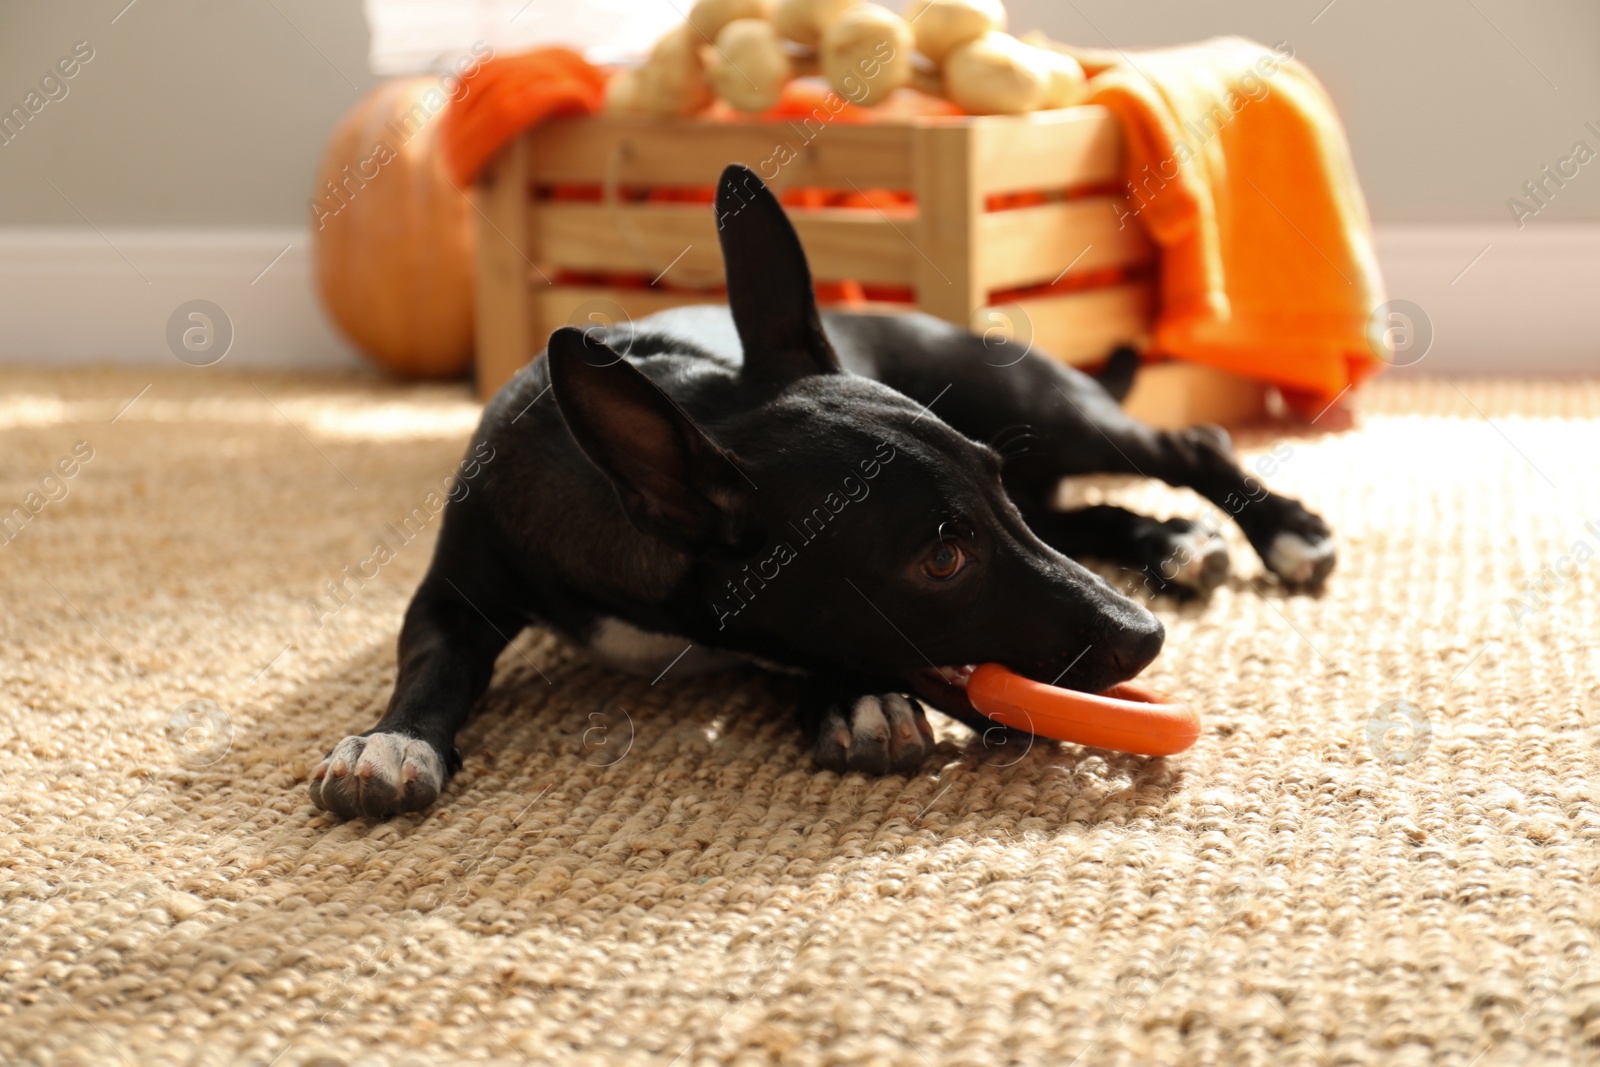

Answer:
[1110,614,1165,678]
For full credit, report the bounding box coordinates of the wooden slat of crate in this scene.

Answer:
[522,285,1263,428]
[1006,282,1154,366]
[910,121,985,328]
[532,283,1152,369]
[532,287,928,352]
[977,198,1152,293]
[475,138,536,400]
[968,107,1123,197]
[533,286,713,339]
[1124,364,1268,429]
[524,114,917,189]
[530,202,916,286]
[988,279,1266,428]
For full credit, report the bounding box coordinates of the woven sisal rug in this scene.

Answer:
[1,369,1598,1066]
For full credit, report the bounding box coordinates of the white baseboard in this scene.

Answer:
[0,224,1595,375]
[0,228,364,371]
[1374,223,1600,375]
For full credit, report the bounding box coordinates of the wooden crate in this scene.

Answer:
[473,106,1265,427]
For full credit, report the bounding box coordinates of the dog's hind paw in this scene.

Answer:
[1173,528,1230,594]
[1157,520,1231,597]
[813,693,936,776]
[1133,517,1231,599]
[1266,530,1337,588]
[1237,493,1337,590]
[309,731,446,819]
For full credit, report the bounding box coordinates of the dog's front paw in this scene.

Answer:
[309,731,447,819]
[813,693,936,775]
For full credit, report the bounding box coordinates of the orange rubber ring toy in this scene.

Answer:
[964,663,1201,757]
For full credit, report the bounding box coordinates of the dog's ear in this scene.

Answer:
[547,326,759,556]
[715,163,842,382]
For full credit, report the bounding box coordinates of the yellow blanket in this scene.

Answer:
[1049,36,1386,412]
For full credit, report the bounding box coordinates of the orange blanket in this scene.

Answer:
[1058,36,1386,410]
[440,47,607,187]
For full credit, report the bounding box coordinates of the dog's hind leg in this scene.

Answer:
[888,342,1335,589]
[309,510,525,820]
[1038,417,1336,589]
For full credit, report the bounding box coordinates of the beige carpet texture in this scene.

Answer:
[2,368,1599,1066]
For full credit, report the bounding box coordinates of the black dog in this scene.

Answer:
[309,164,1335,819]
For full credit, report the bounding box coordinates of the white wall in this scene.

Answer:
[1,1,377,227]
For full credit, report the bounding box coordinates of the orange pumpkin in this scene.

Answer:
[311,78,475,378]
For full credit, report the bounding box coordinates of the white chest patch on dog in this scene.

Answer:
[585,617,742,678]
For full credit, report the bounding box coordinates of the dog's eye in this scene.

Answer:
[921,543,966,581]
